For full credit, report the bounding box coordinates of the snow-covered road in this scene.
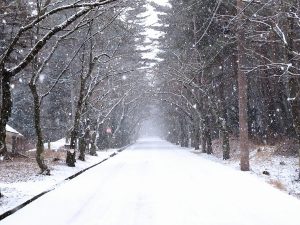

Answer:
[2,138,300,225]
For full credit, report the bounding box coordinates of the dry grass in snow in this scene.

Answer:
[193,137,300,199]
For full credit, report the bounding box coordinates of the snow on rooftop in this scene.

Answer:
[44,138,67,151]
[6,125,23,136]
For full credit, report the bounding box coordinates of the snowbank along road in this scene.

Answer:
[2,137,300,225]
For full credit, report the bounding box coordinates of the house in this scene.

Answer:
[6,125,25,153]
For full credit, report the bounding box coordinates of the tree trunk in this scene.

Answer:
[237,0,250,171]
[67,122,78,167]
[206,131,213,154]
[193,121,200,150]
[201,133,207,153]
[221,122,230,160]
[66,148,76,167]
[29,82,49,174]
[67,78,85,167]
[180,118,188,147]
[288,77,300,180]
[284,5,300,179]
[201,119,207,153]
[78,123,90,161]
[205,116,213,155]
[0,71,12,158]
[12,136,17,154]
[89,131,97,156]
[78,135,86,161]
[219,67,230,160]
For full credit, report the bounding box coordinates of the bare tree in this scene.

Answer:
[0,0,118,158]
[236,0,250,171]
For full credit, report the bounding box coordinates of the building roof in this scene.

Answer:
[6,125,23,136]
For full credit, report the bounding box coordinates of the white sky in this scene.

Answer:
[145,0,169,26]
[142,0,170,62]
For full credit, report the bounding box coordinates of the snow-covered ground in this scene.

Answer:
[43,138,67,150]
[192,140,300,199]
[1,137,300,225]
[0,144,119,215]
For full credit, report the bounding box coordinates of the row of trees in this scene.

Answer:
[151,0,300,176]
[0,0,152,173]
[2,0,300,178]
